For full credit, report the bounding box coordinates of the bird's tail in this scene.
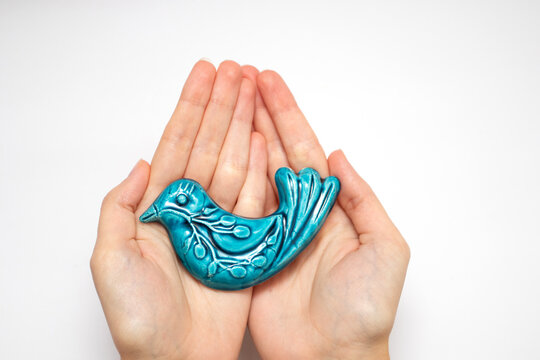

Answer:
[273,167,340,267]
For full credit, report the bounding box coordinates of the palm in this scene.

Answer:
[242,68,410,358]
[92,60,268,359]
[249,210,401,358]
[123,222,252,357]
[94,225,189,358]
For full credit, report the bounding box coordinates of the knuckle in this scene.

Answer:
[344,191,376,215]
[160,130,193,154]
[221,158,248,178]
[344,194,363,214]
[178,97,207,110]
[90,247,117,275]
[231,113,251,125]
[291,138,319,163]
[191,141,221,160]
[243,193,265,208]
[101,188,117,208]
[400,239,411,261]
[388,235,410,262]
[211,192,234,212]
[89,250,102,273]
[240,78,255,95]
[235,197,265,217]
[208,96,236,110]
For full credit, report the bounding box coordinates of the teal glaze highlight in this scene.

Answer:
[140,167,340,290]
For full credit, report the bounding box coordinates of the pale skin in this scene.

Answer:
[91,60,410,359]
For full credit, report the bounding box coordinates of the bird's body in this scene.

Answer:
[140,167,340,290]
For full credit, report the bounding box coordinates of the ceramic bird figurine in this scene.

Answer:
[140,167,340,290]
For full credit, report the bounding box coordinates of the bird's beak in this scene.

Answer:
[139,204,159,223]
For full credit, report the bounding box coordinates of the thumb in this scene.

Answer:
[328,150,395,237]
[95,159,150,251]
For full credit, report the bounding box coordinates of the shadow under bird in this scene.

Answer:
[140,167,340,290]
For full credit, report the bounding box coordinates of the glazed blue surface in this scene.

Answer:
[140,167,340,290]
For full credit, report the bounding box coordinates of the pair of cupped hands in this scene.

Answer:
[91,60,410,360]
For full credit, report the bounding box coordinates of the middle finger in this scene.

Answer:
[183,60,243,187]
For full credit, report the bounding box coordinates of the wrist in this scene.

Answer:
[120,348,181,360]
[334,339,390,360]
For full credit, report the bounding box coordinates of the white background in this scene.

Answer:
[1,0,539,359]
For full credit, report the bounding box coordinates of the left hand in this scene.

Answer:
[241,67,410,359]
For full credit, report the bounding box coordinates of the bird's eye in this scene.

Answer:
[177,193,188,205]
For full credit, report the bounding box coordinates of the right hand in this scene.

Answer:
[91,60,268,359]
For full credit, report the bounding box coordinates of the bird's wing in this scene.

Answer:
[190,200,279,255]
[210,215,278,255]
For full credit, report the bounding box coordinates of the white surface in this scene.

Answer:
[1,1,539,359]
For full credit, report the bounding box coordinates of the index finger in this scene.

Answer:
[256,70,328,177]
[148,60,216,192]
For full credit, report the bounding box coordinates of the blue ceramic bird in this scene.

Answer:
[140,167,340,290]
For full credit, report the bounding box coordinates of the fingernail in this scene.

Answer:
[199,57,213,65]
[333,149,351,166]
[129,159,143,177]
[339,150,351,164]
[331,149,344,158]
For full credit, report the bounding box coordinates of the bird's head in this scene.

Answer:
[139,178,208,226]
